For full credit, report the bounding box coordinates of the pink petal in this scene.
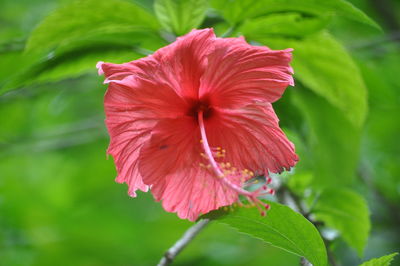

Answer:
[98,28,215,99]
[103,68,190,195]
[104,75,188,120]
[153,167,239,221]
[105,96,155,197]
[151,28,216,99]
[138,117,240,221]
[138,117,200,186]
[205,103,298,174]
[200,37,294,108]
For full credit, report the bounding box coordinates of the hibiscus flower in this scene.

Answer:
[97,28,298,221]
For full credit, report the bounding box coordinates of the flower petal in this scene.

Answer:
[104,76,187,120]
[200,37,294,108]
[138,117,200,185]
[153,167,239,221]
[138,117,240,221]
[105,101,156,197]
[152,28,216,99]
[98,28,215,100]
[205,103,298,174]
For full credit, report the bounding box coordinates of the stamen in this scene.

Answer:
[197,110,272,216]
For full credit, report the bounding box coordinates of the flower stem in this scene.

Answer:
[157,219,210,266]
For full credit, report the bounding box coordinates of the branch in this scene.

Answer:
[157,219,210,266]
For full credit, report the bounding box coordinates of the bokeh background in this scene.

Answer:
[1,0,399,265]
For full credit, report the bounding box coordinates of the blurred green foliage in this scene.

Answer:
[1,0,399,265]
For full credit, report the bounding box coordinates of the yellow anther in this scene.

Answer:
[200,139,204,143]
[226,162,231,168]
[223,170,231,175]
[249,171,254,177]
[217,147,222,150]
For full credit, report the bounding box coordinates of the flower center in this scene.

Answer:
[187,97,213,120]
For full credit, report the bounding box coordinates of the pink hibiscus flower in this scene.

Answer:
[97,28,298,221]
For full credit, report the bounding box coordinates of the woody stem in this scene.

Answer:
[197,111,253,197]
[157,219,210,266]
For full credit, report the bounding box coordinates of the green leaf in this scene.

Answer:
[26,0,160,53]
[258,32,367,127]
[313,188,370,256]
[154,0,208,35]
[211,0,379,29]
[360,253,399,266]
[239,13,330,38]
[5,46,141,91]
[291,89,361,187]
[2,31,167,93]
[204,201,327,266]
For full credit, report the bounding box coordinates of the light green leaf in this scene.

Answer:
[204,201,327,266]
[259,32,368,126]
[154,0,208,35]
[360,253,399,266]
[26,0,160,53]
[239,13,330,38]
[291,89,361,187]
[211,0,379,29]
[313,188,370,256]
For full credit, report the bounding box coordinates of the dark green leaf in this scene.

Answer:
[360,253,399,266]
[204,201,327,266]
[154,0,208,35]
[313,188,370,256]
